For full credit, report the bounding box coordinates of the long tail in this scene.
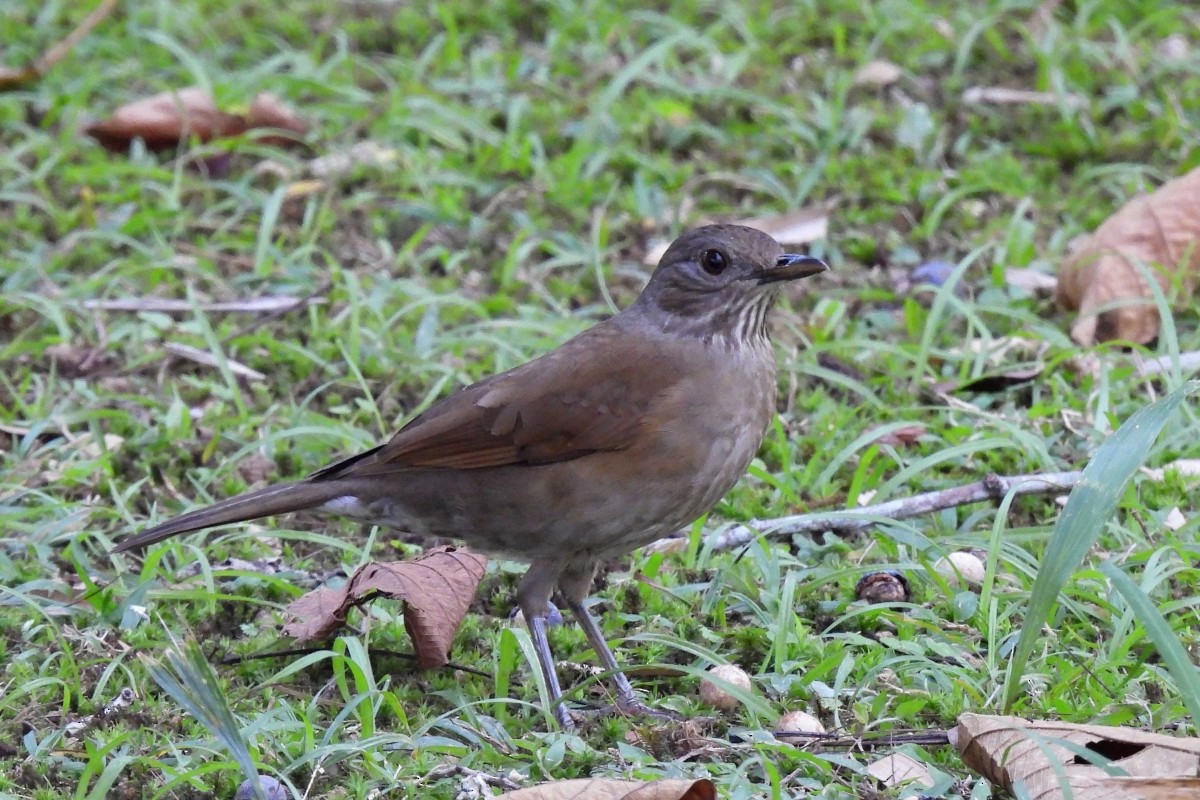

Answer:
[112,480,353,553]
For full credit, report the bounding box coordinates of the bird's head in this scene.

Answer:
[635,224,827,342]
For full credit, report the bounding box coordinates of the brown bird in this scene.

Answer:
[113,224,826,729]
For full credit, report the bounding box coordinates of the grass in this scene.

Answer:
[3,0,1200,797]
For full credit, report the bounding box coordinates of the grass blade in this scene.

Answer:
[144,631,267,800]
[1099,560,1200,723]
[1001,381,1199,711]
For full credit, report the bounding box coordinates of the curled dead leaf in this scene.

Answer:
[86,88,244,151]
[1057,166,1200,345]
[86,87,307,153]
[643,206,829,265]
[953,713,1200,800]
[246,92,308,147]
[865,423,926,447]
[866,753,933,789]
[282,545,487,669]
[500,779,715,800]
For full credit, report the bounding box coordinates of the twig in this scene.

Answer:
[703,470,1083,551]
[1134,349,1200,377]
[163,342,266,382]
[0,0,118,90]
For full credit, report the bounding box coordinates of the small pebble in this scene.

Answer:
[699,664,752,712]
[234,775,286,800]
[934,551,986,589]
[778,709,826,734]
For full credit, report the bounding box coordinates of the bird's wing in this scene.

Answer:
[310,325,681,478]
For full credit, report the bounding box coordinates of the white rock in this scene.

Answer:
[699,664,752,712]
[935,551,986,589]
[778,710,825,734]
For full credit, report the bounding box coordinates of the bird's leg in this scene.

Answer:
[558,563,671,719]
[516,563,575,731]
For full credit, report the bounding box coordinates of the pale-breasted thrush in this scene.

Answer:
[113,224,827,729]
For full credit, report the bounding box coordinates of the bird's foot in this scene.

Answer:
[553,703,579,733]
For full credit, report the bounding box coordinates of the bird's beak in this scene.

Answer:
[750,254,829,285]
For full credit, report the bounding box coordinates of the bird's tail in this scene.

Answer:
[111,480,353,553]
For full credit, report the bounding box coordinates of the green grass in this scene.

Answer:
[4,0,1200,797]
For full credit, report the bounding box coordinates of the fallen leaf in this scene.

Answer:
[736,207,829,247]
[1163,507,1187,531]
[866,423,926,447]
[962,86,1086,109]
[309,141,401,178]
[866,753,933,789]
[643,207,829,264]
[952,713,1200,800]
[853,60,902,88]
[86,87,244,151]
[45,342,111,377]
[955,365,1043,393]
[1141,458,1200,483]
[1098,777,1200,800]
[500,779,715,800]
[282,546,488,669]
[235,453,275,486]
[86,87,307,153]
[245,92,307,146]
[1057,166,1200,345]
[1006,267,1059,294]
[283,179,326,199]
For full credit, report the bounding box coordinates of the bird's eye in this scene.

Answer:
[700,248,728,275]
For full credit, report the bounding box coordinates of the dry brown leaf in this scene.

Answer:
[500,779,715,800]
[953,713,1200,800]
[279,585,347,641]
[865,423,926,447]
[1057,166,1200,344]
[866,753,933,788]
[86,88,244,151]
[282,546,488,669]
[245,92,307,146]
[1097,777,1200,800]
[86,87,307,153]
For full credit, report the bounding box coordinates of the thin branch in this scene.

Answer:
[0,0,118,91]
[1134,349,1200,377]
[703,470,1083,551]
[163,342,266,382]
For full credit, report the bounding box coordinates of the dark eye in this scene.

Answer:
[701,248,728,275]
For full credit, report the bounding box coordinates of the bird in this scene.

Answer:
[112,224,827,730]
